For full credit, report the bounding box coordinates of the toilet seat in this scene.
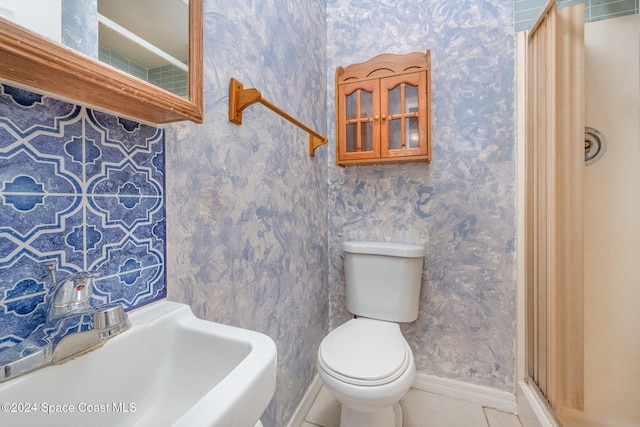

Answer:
[318,318,410,386]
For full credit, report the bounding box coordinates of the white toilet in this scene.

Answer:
[317,241,424,427]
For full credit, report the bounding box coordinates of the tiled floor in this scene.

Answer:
[302,386,526,427]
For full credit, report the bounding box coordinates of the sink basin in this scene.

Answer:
[0,301,277,427]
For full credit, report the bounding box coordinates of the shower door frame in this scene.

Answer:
[521,0,585,415]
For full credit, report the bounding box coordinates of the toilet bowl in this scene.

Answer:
[317,318,416,427]
[317,241,424,427]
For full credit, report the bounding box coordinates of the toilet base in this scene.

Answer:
[340,402,402,427]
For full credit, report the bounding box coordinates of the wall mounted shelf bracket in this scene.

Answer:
[228,78,328,156]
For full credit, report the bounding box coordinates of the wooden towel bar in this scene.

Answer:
[228,78,328,156]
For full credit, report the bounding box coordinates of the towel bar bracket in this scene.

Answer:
[228,78,328,157]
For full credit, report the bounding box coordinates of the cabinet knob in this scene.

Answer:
[374,115,379,121]
[381,115,386,121]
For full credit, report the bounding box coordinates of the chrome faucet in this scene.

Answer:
[0,267,130,382]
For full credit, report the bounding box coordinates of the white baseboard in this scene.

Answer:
[286,374,323,427]
[412,373,518,414]
[287,372,518,427]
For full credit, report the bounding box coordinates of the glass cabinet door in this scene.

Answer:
[338,79,380,160]
[380,72,428,158]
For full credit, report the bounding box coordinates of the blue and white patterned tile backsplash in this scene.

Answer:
[0,82,166,351]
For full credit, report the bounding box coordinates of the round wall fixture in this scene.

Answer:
[584,127,606,166]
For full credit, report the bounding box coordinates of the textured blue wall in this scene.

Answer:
[61,0,98,58]
[165,1,328,426]
[0,83,166,351]
[0,0,518,425]
[327,0,517,391]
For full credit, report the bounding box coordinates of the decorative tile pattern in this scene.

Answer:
[0,82,166,350]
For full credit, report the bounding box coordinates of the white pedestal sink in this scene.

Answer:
[0,301,277,427]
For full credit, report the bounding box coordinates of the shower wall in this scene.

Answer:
[560,13,640,427]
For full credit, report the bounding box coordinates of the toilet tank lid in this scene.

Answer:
[343,241,424,258]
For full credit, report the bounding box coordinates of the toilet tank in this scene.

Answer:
[343,241,424,323]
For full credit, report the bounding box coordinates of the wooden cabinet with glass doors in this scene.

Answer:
[336,51,431,166]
